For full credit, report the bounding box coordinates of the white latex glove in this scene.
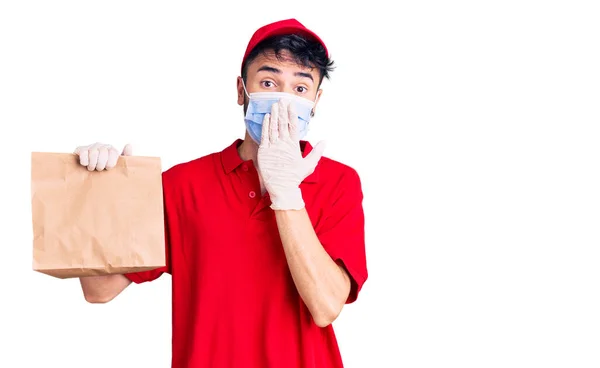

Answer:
[74,142,133,171]
[257,99,325,210]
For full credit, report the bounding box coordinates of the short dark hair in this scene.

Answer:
[241,34,335,87]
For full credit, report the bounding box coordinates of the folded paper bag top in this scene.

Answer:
[30,152,166,279]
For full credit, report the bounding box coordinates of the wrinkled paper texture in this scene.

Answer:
[31,152,166,279]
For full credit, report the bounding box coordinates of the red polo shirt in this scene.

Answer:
[125,139,368,368]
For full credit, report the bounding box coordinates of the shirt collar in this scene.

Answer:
[220,139,320,183]
[221,139,245,174]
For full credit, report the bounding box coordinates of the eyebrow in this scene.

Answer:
[257,65,314,82]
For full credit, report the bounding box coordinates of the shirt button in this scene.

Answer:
[242,165,248,172]
[248,191,256,198]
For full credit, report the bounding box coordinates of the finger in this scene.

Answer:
[260,113,271,147]
[303,140,326,172]
[287,101,299,141]
[95,146,109,171]
[279,99,290,139]
[87,146,99,171]
[121,143,133,156]
[87,143,102,170]
[106,147,119,169]
[270,101,280,144]
[76,147,90,167]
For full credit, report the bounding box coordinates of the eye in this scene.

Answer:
[296,86,308,93]
[261,80,275,88]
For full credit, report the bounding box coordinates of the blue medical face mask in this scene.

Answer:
[242,80,317,144]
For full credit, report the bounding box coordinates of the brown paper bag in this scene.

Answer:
[30,152,166,279]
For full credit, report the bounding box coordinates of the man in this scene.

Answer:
[76,18,368,368]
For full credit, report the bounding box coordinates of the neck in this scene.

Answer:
[237,131,259,163]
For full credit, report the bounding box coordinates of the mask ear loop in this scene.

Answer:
[241,78,251,99]
[310,91,319,117]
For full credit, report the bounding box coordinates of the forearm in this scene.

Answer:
[274,208,351,327]
[79,274,131,303]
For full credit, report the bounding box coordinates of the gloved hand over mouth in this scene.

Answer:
[257,99,326,211]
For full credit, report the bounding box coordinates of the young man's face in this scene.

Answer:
[237,49,323,114]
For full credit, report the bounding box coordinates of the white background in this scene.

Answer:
[1,1,599,367]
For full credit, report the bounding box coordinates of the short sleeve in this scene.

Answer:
[317,167,368,304]
[124,173,173,284]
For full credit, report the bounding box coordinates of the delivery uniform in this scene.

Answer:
[125,139,368,367]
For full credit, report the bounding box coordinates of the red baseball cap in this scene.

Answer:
[241,18,329,74]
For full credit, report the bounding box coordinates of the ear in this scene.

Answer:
[237,76,245,106]
[311,89,323,117]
